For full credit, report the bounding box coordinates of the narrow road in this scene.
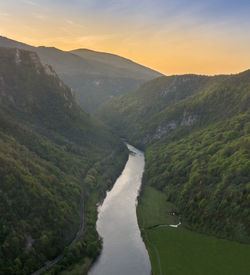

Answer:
[31,149,126,275]
[31,183,85,275]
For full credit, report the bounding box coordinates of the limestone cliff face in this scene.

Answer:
[142,111,198,144]
[0,47,76,112]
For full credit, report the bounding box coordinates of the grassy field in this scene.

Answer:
[137,185,250,275]
[137,186,179,228]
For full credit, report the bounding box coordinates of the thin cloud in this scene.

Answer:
[0,13,10,17]
[21,0,42,8]
[33,13,47,20]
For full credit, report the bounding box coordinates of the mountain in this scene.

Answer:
[95,74,227,145]
[70,48,161,79]
[0,47,128,274]
[96,71,250,243]
[0,36,162,112]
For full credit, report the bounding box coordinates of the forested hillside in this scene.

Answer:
[96,70,250,243]
[95,74,227,145]
[0,47,128,274]
[144,113,250,241]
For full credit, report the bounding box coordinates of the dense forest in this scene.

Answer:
[144,113,250,242]
[95,74,227,145]
[96,70,250,243]
[0,47,128,274]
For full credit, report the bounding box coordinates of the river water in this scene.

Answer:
[88,144,151,275]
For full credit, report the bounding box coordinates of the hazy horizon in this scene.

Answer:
[1,0,250,75]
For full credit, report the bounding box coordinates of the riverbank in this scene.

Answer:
[42,147,129,275]
[137,184,250,275]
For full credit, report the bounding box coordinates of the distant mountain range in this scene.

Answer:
[0,47,128,274]
[0,36,162,112]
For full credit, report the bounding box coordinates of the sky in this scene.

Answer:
[0,0,250,75]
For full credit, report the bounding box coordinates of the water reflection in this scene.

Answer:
[89,144,151,275]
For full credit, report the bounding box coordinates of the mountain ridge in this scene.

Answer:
[0,36,162,112]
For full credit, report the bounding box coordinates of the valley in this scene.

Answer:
[0,37,250,275]
[96,70,250,274]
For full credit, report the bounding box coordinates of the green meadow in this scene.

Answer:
[137,186,179,228]
[137,185,250,275]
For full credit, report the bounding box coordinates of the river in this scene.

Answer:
[88,144,151,275]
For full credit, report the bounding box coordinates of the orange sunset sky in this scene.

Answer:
[0,0,250,75]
